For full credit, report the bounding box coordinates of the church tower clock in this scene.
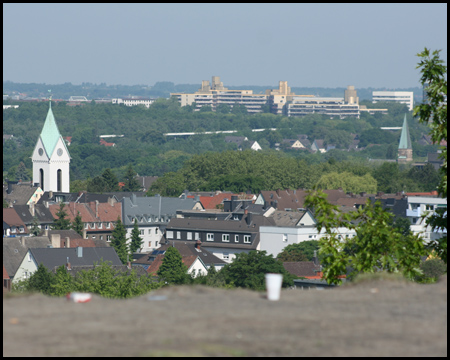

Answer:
[32,97,71,192]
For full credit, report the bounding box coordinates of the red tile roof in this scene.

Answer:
[146,254,199,275]
[405,191,439,196]
[3,208,29,233]
[48,202,122,231]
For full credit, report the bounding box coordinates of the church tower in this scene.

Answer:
[397,114,413,163]
[32,98,71,192]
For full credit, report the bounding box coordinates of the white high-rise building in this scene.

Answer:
[372,91,414,111]
[32,100,71,192]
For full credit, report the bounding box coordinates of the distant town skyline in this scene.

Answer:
[3,3,447,89]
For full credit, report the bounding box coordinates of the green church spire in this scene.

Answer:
[39,98,63,157]
[398,114,412,150]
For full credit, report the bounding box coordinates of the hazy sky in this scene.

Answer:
[3,3,447,88]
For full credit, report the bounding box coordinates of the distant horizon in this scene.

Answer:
[2,79,423,91]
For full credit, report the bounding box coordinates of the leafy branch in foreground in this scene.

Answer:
[304,190,426,285]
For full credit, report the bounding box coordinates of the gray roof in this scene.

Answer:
[3,184,39,205]
[166,214,275,233]
[270,210,309,227]
[37,191,116,204]
[13,204,55,225]
[29,247,122,271]
[53,264,148,278]
[122,195,197,226]
[3,236,51,278]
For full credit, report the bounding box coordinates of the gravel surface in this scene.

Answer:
[3,275,447,357]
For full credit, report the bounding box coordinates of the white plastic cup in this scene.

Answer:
[265,273,283,301]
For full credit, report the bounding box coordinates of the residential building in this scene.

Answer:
[3,236,55,281]
[372,91,414,111]
[398,114,413,163]
[162,211,275,263]
[3,181,44,206]
[32,99,71,192]
[259,210,356,258]
[12,202,55,233]
[13,247,122,282]
[121,194,199,253]
[47,200,122,242]
[112,97,156,108]
[3,265,11,292]
[3,208,29,237]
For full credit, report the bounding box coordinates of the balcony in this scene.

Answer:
[406,208,421,217]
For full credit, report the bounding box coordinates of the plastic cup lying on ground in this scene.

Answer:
[265,273,283,301]
[66,292,92,303]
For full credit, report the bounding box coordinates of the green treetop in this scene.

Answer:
[129,218,143,254]
[52,202,71,230]
[157,246,188,285]
[110,217,128,264]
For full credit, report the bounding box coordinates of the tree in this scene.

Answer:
[30,216,41,236]
[129,218,143,254]
[316,171,377,193]
[122,165,140,192]
[157,246,188,285]
[110,217,128,264]
[385,143,397,159]
[27,263,54,295]
[413,48,447,263]
[277,241,320,262]
[304,190,426,285]
[220,250,295,290]
[52,202,71,230]
[71,211,84,236]
[15,161,30,181]
[87,176,108,193]
[50,265,74,296]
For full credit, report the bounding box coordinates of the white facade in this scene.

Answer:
[112,98,156,108]
[372,91,414,111]
[13,250,38,283]
[406,196,447,242]
[259,226,357,258]
[125,225,164,253]
[287,96,360,119]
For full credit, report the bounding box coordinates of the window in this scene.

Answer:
[106,223,111,229]
[98,223,103,229]
[308,235,313,239]
[187,232,192,240]
[84,224,89,229]
[233,215,239,220]
[222,234,230,242]
[176,231,181,239]
[155,241,158,247]
[282,234,288,242]
[28,253,31,262]
[148,229,152,234]
[92,236,96,240]
[140,230,145,235]
[244,235,251,243]
[148,241,151,247]
[107,235,111,242]
[155,228,159,234]
[223,253,229,260]
[426,204,434,211]
[100,235,103,240]
[207,233,214,241]
[195,232,200,240]
[167,231,173,239]
[235,235,239,242]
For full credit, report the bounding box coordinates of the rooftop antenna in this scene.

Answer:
[48,89,52,108]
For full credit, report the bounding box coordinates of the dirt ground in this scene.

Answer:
[3,275,447,357]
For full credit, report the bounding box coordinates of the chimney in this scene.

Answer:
[313,250,319,266]
[29,202,35,217]
[244,209,248,215]
[360,192,367,197]
[76,246,83,258]
[82,228,87,239]
[66,257,71,271]
[21,236,25,247]
[246,212,252,226]
[95,200,99,218]
[195,240,201,250]
[127,261,132,270]
[49,190,53,200]
[377,192,384,197]
[66,237,70,248]
[51,233,61,248]
[44,228,48,236]
[108,197,115,206]
[131,193,137,205]
[44,201,49,208]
